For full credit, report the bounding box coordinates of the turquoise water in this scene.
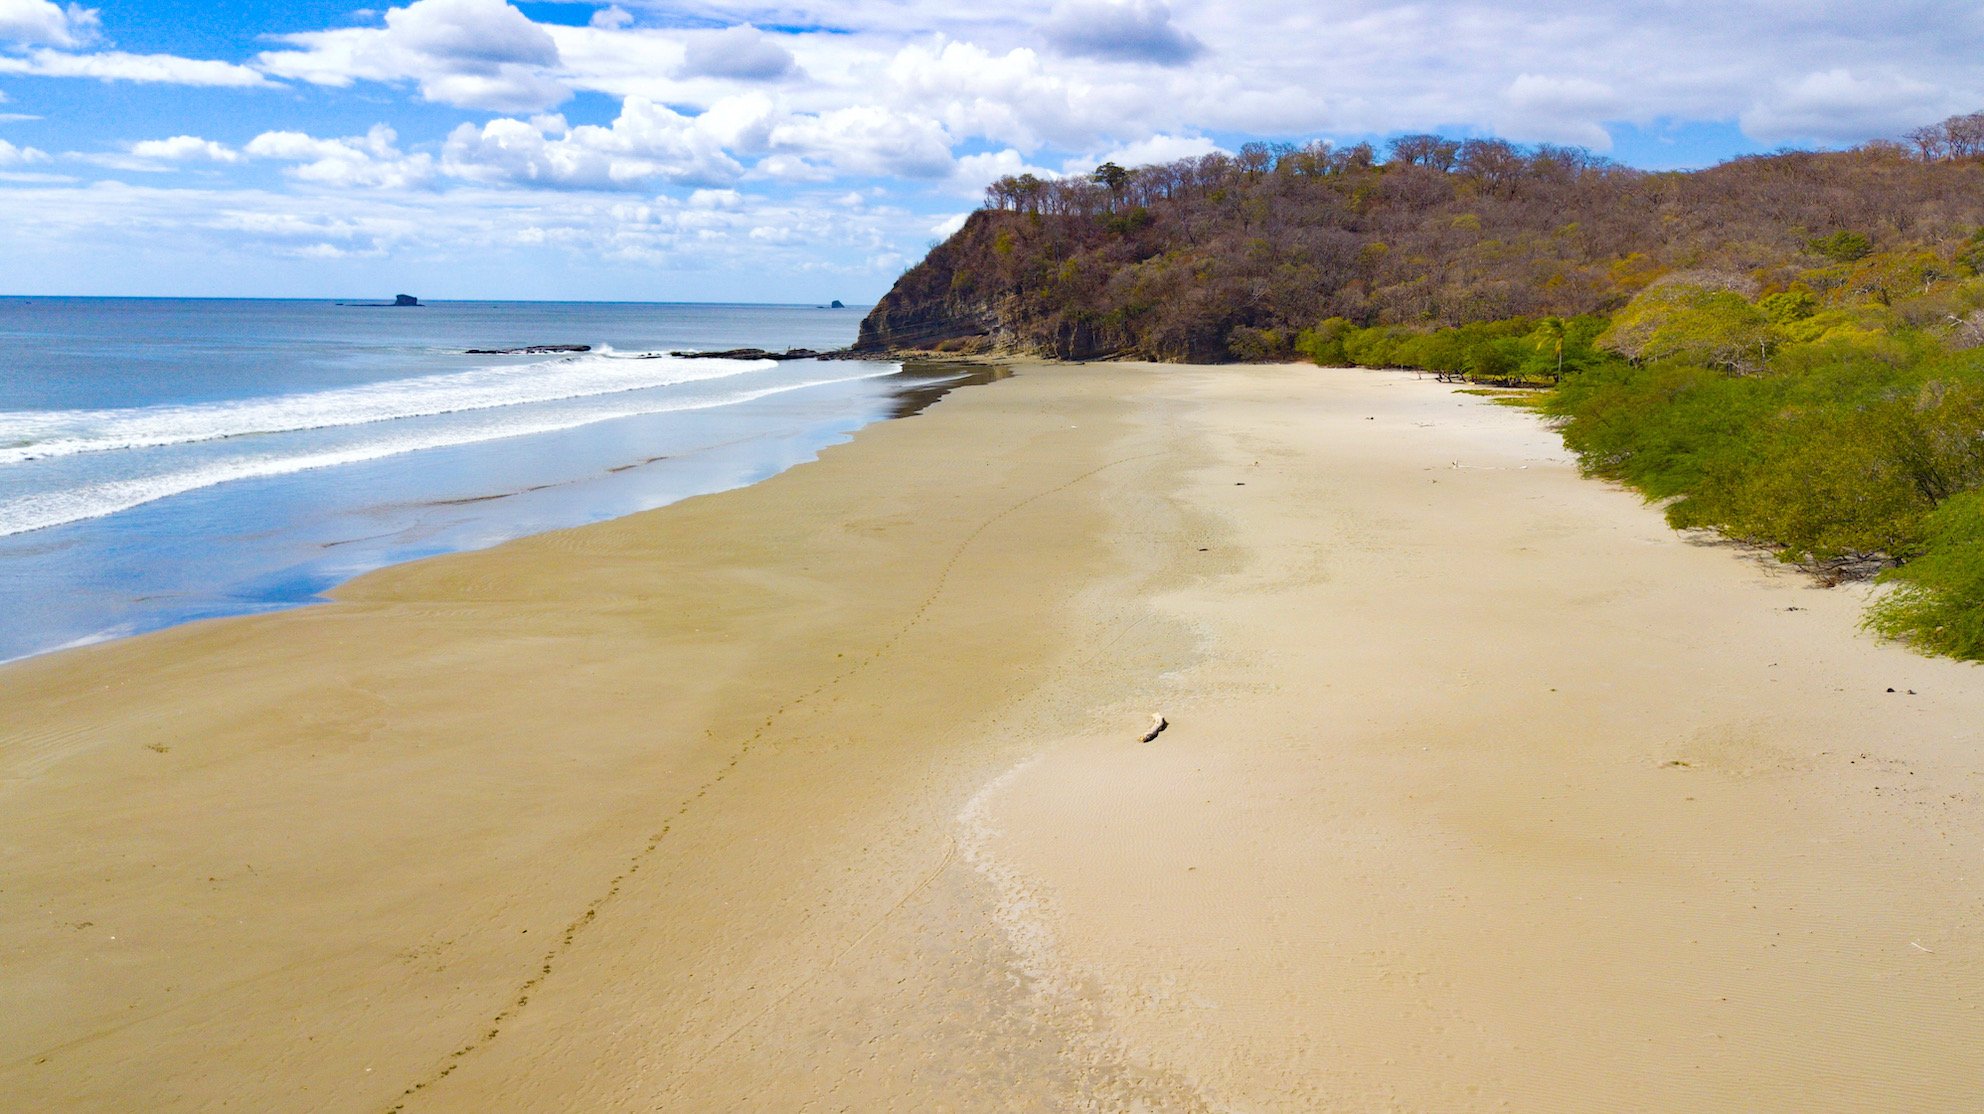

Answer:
[0,298,951,661]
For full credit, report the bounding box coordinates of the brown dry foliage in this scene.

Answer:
[857,124,1984,361]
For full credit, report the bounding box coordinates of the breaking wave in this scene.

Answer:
[0,365,895,538]
[0,349,772,466]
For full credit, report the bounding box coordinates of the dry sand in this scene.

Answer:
[2,361,1980,1111]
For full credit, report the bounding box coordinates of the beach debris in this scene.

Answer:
[1141,713,1169,743]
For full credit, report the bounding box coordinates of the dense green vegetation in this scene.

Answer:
[1867,493,1984,658]
[1301,248,1984,660]
[855,112,1984,660]
[1282,313,1611,384]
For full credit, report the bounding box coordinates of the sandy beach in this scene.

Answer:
[4,361,1981,1111]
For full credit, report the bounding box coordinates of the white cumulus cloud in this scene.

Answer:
[0,47,270,86]
[130,135,241,163]
[246,124,435,189]
[1082,132,1217,170]
[679,24,796,81]
[0,136,49,165]
[1041,0,1203,66]
[1740,68,1958,145]
[950,147,1051,195]
[884,39,1157,151]
[763,105,955,180]
[1491,74,1622,150]
[441,98,743,188]
[0,0,99,48]
[258,0,568,112]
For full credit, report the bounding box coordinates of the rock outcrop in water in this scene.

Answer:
[464,344,591,354]
[394,294,420,306]
[668,347,825,361]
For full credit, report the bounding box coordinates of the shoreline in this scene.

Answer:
[4,362,1979,1110]
[0,360,996,666]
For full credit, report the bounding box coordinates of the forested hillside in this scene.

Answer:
[856,113,1984,661]
[856,119,1984,361]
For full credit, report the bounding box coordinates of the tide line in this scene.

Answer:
[0,367,898,538]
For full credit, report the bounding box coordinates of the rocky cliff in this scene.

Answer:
[853,212,1005,354]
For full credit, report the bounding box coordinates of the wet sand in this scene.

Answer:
[3,362,1980,1111]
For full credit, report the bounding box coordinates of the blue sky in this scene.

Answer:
[1,0,1979,302]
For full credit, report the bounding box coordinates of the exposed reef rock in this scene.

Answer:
[667,347,824,360]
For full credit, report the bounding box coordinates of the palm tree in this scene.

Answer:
[1533,316,1568,381]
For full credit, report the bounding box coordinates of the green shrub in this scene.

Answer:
[1809,230,1873,263]
[1866,491,1984,659]
[1342,325,1406,367]
[1673,401,1935,562]
[1759,290,1818,323]
[1546,359,1768,498]
[1600,284,1774,373]
[1955,229,1984,276]
[1295,317,1355,365]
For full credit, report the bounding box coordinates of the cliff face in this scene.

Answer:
[853,212,1003,353]
[854,210,1145,359]
[854,139,1984,363]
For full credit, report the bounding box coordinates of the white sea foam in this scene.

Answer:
[0,349,774,466]
[0,367,897,538]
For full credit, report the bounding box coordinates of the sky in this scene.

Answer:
[0,0,1979,302]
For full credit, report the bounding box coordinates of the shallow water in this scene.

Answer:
[0,298,976,661]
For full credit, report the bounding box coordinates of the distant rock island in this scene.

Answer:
[464,344,591,355]
[337,294,422,307]
[830,300,845,309]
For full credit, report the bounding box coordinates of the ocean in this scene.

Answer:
[0,298,962,662]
